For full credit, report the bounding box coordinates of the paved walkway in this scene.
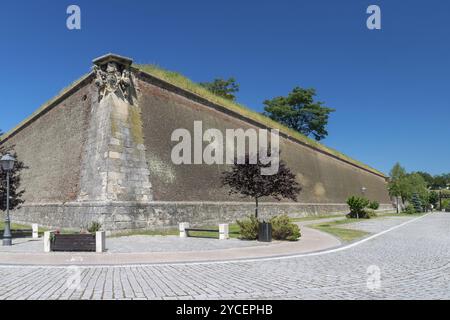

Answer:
[1,213,448,299]
[0,226,341,265]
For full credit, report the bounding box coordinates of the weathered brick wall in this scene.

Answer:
[2,62,393,230]
[1,83,92,203]
[136,75,391,205]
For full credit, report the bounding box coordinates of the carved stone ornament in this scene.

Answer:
[92,54,134,103]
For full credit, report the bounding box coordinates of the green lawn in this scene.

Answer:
[308,212,426,242]
[291,214,346,222]
[0,221,31,230]
[380,212,425,217]
[110,228,179,238]
[0,221,48,237]
[309,218,369,242]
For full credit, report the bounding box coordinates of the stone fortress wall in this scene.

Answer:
[0,54,393,231]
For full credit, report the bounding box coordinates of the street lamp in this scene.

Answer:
[1,154,16,246]
[357,187,367,219]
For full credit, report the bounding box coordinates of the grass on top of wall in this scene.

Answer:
[0,61,385,178]
[135,64,385,177]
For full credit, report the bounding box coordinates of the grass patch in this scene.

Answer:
[381,212,425,217]
[310,212,424,242]
[0,221,48,237]
[291,214,346,222]
[111,224,241,239]
[309,218,369,242]
[110,228,179,238]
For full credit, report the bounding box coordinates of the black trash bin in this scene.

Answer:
[258,221,272,242]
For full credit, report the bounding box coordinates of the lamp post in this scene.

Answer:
[361,187,367,196]
[358,187,367,219]
[1,154,16,246]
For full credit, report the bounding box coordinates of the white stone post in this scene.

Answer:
[32,224,39,239]
[96,231,106,253]
[219,223,229,240]
[43,231,54,253]
[179,222,190,238]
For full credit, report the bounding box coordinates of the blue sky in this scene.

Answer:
[0,0,449,175]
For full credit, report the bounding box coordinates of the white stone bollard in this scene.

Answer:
[96,231,106,253]
[179,222,190,238]
[43,231,54,253]
[219,223,229,240]
[32,224,39,239]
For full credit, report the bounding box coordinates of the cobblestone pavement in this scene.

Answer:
[0,213,449,300]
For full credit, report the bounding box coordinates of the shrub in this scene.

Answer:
[403,204,416,214]
[365,209,377,218]
[88,221,102,233]
[269,215,301,241]
[236,215,259,240]
[368,201,380,210]
[346,196,370,218]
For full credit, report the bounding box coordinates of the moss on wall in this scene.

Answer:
[137,76,391,204]
[128,106,145,145]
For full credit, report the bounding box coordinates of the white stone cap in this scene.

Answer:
[93,53,133,67]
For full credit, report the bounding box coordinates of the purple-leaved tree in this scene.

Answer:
[222,153,301,218]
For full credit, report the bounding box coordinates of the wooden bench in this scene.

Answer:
[185,228,219,238]
[179,223,229,240]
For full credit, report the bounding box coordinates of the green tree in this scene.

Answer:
[263,87,335,141]
[199,77,239,101]
[0,130,26,212]
[429,191,439,208]
[432,174,449,189]
[414,171,434,188]
[402,173,428,203]
[388,163,407,212]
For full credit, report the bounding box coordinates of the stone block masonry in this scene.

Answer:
[1,53,393,231]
